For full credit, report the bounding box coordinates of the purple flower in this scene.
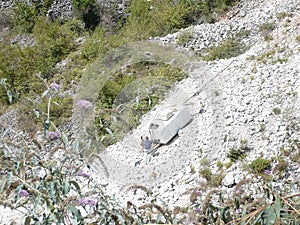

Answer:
[49,83,60,90]
[195,207,200,213]
[48,131,60,140]
[264,170,271,175]
[77,170,90,178]
[19,189,29,197]
[76,197,97,207]
[195,190,202,196]
[236,208,242,214]
[76,100,93,109]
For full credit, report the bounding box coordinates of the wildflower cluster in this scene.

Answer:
[76,170,90,178]
[76,99,93,109]
[76,197,97,207]
[49,83,60,90]
[18,189,29,198]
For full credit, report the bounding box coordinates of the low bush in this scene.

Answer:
[249,157,271,174]
[204,38,245,60]
[277,12,287,20]
[12,0,54,33]
[200,0,240,23]
[95,62,186,146]
[199,167,212,181]
[0,19,80,104]
[272,107,281,115]
[0,10,13,30]
[176,30,194,46]
[259,22,276,32]
[259,22,276,41]
[227,147,245,162]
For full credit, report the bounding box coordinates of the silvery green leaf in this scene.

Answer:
[105,127,114,140]
[135,96,139,108]
[0,180,6,192]
[73,141,79,153]
[14,185,22,203]
[7,90,13,103]
[68,205,79,225]
[62,134,68,146]
[116,212,125,225]
[99,119,104,127]
[63,181,70,195]
[42,90,49,98]
[261,205,276,225]
[156,213,162,223]
[253,210,264,224]
[148,96,152,105]
[235,197,241,209]
[0,78,6,85]
[53,101,60,106]
[44,120,50,136]
[33,109,40,118]
[7,171,13,189]
[274,198,281,218]
[116,104,124,110]
[86,139,91,150]
[241,206,248,225]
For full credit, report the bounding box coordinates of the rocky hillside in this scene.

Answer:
[87,0,300,206]
[0,0,299,224]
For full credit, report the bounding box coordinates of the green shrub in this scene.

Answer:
[0,133,168,224]
[0,19,79,104]
[249,157,271,174]
[204,38,245,60]
[82,0,205,55]
[272,107,281,115]
[216,160,223,168]
[176,30,194,46]
[12,0,37,32]
[227,147,245,162]
[259,22,276,32]
[272,161,288,175]
[236,29,251,38]
[190,164,196,174]
[200,156,210,166]
[33,19,78,70]
[210,173,224,187]
[296,35,300,42]
[122,0,201,40]
[224,161,233,169]
[256,49,278,63]
[200,0,240,23]
[0,10,14,30]
[0,40,29,103]
[38,96,73,126]
[81,25,109,61]
[12,0,54,33]
[263,34,273,41]
[277,12,287,20]
[72,0,95,8]
[199,167,212,181]
[259,22,276,41]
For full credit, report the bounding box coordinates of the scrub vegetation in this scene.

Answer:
[2,1,299,224]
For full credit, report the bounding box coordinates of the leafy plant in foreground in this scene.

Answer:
[249,157,271,174]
